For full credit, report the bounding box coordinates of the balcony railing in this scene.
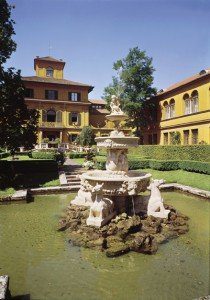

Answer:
[40,122,63,128]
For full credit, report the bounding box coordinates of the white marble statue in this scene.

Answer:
[110,95,124,115]
[147,179,170,218]
[71,178,93,206]
[86,183,115,227]
[106,149,128,173]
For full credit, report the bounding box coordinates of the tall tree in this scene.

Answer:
[0,0,39,154]
[76,126,95,146]
[103,47,157,132]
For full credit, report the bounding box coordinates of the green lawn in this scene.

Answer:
[139,168,210,191]
[1,155,33,161]
[0,188,15,198]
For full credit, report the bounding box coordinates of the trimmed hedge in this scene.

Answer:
[0,160,58,189]
[129,145,210,162]
[149,160,180,171]
[95,157,210,174]
[31,151,56,160]
[129,159,150,170]
[179,160,210,175]
[69,152,88,159]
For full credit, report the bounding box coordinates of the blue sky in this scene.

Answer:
[6,0,210,98]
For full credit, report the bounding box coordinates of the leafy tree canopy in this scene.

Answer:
[103,46,157,131]
[76,126,95,146]
[0,0,39,153]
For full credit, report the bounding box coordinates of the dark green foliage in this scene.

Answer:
[0,0,39,152]
[149,160,180,171]
[0,152,10,159]
[0,160,58,189]
[0,0,16,65]
[76,126,95,146]
[103,46,157,130]
[129,145,210,162]
[179,161,210,175]
[128,159,150,170]
[69,152,88,159]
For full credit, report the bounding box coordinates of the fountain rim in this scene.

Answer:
[81,170,152,182]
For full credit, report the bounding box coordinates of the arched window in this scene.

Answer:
[47,110,56,122]
[169,99,175,118]
[46,67,54,77]
[191,90,199,113]
[183,93,190,115]
[163,100,175,119]
[163,101,169,119]
[56,111,62,123]
[184,91,199,115]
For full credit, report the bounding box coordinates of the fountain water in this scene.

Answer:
[72,95,152,226]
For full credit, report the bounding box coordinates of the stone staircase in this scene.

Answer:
[59,159,84,191]
[65,172,81,191]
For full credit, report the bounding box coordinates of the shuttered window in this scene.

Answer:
[45,90,58,100]
[68,92,81,102]
[68,112,81,125]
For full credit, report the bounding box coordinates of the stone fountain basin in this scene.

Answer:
[95,136,139,148]
[81,170,151,196]
[106,114,128,122]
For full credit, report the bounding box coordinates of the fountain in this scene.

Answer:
[71,95,168,226]
[60,95,189,257]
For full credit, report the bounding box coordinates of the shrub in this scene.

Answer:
[69,152,88,159]
[129,159,150,170]
[0,152,10,159]
[31,151,56,160]
[0,160,58,189]
[179,160,210,175]
[129,145,210,162]
[76,126,95,146]
[149,160,180,171]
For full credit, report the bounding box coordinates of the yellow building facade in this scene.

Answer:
[23,56,112,145]
[142,69,210,145]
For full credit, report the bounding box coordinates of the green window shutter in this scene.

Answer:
[56,111,62,122]
[42,110,47,122]
[68,112,72,125]
[55,90,58,100]
[77,113,81,126]
[78,93,81,101]
[68,92,72,101]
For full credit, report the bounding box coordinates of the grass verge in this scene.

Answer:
[140,168,210,191]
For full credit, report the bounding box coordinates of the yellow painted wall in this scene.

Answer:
[159,82,210,119]
[143,78,210,145]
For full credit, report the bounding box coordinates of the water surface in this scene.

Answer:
[0,192,209,300]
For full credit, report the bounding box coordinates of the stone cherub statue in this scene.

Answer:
[147,179,170,218]
[110,95,124,115]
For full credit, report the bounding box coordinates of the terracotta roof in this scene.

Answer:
[157,68,210,96]
[22,76,94,92]
[34,56,65,63]
[88,99,106,105]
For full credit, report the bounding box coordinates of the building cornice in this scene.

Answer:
[25,98,91,106]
